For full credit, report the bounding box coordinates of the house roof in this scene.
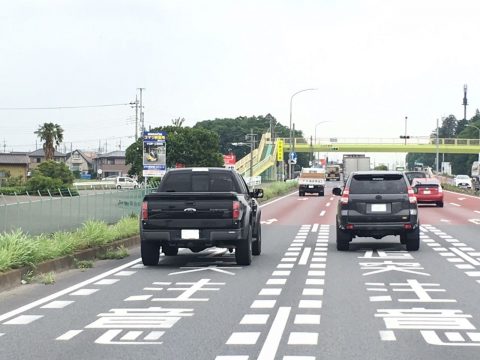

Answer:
[0,153,30,165]
[28,149,66,157]
[96,150,126,159]
[66,149,94,165]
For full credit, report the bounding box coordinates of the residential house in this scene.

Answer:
[65,149,94,177]
[94,150,131,178]
[0,153,30,183]
[28,149,67,170]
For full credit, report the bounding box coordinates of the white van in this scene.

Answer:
[115,176,139,189]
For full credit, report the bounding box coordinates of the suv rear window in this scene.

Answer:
[159,171,239,192]
[350,174,408,194]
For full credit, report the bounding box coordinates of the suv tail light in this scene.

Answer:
[233,201,241,220]
[407,187,417,204]
[141,201,148,220]
[340,187,350,204]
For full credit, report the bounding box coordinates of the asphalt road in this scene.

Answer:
[1,182,480,360]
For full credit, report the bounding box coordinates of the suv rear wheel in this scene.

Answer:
[405,227,420,251]
[336,226,351,251]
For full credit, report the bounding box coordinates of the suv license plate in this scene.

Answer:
[371,204,387,212]
[308,185,314,188]
[182,230,199,239]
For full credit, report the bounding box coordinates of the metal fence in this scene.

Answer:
[0,186,157,235]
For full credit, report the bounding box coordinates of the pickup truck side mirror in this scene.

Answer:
[332,187,342,196]
[251,188,264,198]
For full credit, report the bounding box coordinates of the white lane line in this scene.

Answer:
[226,332,261,345]
[272,271,291,276]
[319,211,326,217]
[465,271,480,277]
[456,264,475,270]
[251,300,277,308]
[294,314,321,325]
[445,332,465,342]
[56,330,83,341]
[288,332,318,345]
[302,288,323,296]
[310,264,326,269]
[308,270,325,276]
[121,331,143,341]
[285,252,300,256]
[311,224,319,232]
[0,258,142,323]
[277,264,295,269]
[450,248,480,266]
[4,315,43,325]
[380,330,396,341]
[240,314,270,325]
[370,296,392,302]
[144,331,165,341]
[306,279,324,285]
[450,203,461,207]
[281,258,297,262]
[257,307,291,360]
[299,300,322,308]
[94,279,120,285]
[298,248,311,265]
[41,301,74,309]
[325,202,331,207]
[115,270,136,276]
[70,289,99,296]
[125,295,153,301]
[259,288,282,296]
[475,210,480,215]
[267,279,286,285]
[447,258,464,263]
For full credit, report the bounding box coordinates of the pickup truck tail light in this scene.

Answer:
[340,188,350,204]
[141,201,148,220]
[232,201,241,220]
[407,187,417,204]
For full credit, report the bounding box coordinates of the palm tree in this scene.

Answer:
[171,117,185,127]
[34,123,64,160]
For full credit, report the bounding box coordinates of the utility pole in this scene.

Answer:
[3,139,6,153]
[463,84,468,121]
[138,88,145,136]
[435,118,439,174]
[130,95,139,140]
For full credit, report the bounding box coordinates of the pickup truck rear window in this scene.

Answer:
[350,174,408,194]
[159,171,240,192]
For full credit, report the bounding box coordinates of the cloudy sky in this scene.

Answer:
[1,0,479,164]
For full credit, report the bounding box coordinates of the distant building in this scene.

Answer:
[65,149,94,176]
[94,150,131,178]
[28,149,67,170]
[0,153,30,182]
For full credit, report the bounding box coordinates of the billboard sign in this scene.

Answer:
[143,131,167,177]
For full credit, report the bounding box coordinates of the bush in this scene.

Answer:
[31,161,74,186]
[0,186,28,195]
[27,175,62,192]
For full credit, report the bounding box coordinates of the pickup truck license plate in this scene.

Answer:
[182,230,199,239]
[308,185,314,188]
[371,204,387,212]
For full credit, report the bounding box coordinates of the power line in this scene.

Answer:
[0,103,130,110]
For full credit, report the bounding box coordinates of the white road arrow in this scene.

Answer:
[169,265,240,276]
[468,219,480,225]
[261,218,278,225]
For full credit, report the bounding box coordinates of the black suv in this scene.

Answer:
[332,171,420,251]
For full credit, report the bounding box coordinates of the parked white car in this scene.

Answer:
[115,176,139,189]
[454,174,472,189]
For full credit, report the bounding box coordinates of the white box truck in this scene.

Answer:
[342,155,371,182]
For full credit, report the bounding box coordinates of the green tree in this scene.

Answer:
[34,123,64,160]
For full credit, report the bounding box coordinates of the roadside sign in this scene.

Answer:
[276,139,284,161]
[289,152,297,161]
[143,131,167,177]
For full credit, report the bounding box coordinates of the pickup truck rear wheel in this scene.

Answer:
[236,225,252,265]
[141,242,160,265]
[162,244,178,256]
[252,224,262,256]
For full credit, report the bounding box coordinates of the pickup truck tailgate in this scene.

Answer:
[143,192,240,229]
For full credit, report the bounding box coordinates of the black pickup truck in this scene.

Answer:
[140,167,263,266]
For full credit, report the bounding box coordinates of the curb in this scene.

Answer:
[0,235,140,293]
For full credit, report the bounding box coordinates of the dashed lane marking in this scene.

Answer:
[257,307,291,360]
[450,248,480,266]
[41,301,74,309]
[94,279,120,285]
[294,314,321,325]
[450,203,461,207]
[3,315,43,325]
[311,224,319,232]
[226,332,261,345]
[240,314,269,325]
[319,211,326,217]
[298,248,311,265]
[70,289,99,296]
[56,330,83,341]
[251,300,277,309]
[288,332,318,345]
[259,288,282,296]
[267,279,287,285]
[380,330,396,341]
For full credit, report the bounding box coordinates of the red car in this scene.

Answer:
[411,178,443,207]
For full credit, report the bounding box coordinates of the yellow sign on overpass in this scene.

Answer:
[281,137,480,154]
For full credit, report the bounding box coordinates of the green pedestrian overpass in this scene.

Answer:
[235,133,480,181]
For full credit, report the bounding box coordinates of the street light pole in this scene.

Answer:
[314,121,330,166]
[404,116,408,145]
[289,88,317,179]
[466,124,480,162]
